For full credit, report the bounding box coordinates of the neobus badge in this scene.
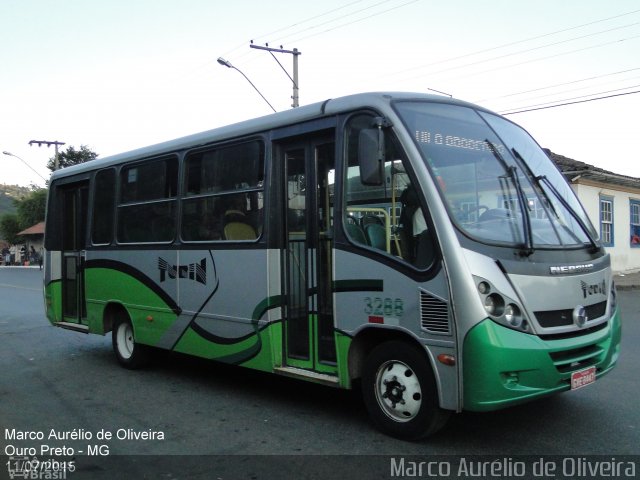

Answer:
[549,263,594,275]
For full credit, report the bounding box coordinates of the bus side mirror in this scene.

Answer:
[358,128,384,186]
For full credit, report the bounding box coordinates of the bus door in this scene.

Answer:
[60,182,89,324]
[280,138,337,374]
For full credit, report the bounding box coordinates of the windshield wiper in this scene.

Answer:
[485,140,534,256]
[511,148,599,253]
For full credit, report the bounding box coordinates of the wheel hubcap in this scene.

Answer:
[117,323,134,359]
[375,360,422,422]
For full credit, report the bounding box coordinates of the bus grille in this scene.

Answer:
[420,290,450,335]
[548,344,604,373]
[534,301,607,328]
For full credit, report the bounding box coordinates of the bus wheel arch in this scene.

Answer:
[348,327,426,382]
[108,304,150,369]
[103,302,129,335]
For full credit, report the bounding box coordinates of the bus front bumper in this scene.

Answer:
[462,309,621,412]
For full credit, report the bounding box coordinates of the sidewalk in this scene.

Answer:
[614,271,640,290]
[0,265,41,269]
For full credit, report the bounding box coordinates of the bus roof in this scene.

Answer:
[49,92,486,181]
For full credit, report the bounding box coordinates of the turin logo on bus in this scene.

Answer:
[580,279,606,299]
[158,257,207,285]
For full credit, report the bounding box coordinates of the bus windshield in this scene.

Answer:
[395,101,595,249]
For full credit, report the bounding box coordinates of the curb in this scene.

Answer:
[0,266,42,269]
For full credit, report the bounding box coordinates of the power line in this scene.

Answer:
[476,67,640,103]
[504,83,640,110]
[492,75,640,109]
[252,0,365,44]
[217,0,412,73]
[500,88,640,115]
[224,0,365,58]
[387,7,640,79]
[452,22,637,76]
[273,0,418,46]
[398,27,640,84]
[435,33,640,84]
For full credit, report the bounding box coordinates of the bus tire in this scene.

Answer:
[362,340,449,440]
[112,317,150,369]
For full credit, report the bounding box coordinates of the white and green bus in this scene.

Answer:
[44,92,621,439]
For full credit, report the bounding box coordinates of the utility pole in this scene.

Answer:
[29,140,66,170]
[250,43,301,108]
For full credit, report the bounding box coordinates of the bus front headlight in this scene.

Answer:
[474,276,531,334]
[483,294,504,316]
[504,304,523,328]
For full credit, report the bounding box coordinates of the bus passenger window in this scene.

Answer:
[117,156,178,244]
[92,168,115,245]
[181,141,264,242]
[343,114,435,269]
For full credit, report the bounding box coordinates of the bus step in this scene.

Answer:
[55,321,90,333]
[274,366,340,386]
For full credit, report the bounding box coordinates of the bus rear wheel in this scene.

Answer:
[112,317,150,369]
[362,340,449,440]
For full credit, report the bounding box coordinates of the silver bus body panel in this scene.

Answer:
[83,248,272,345]
[333,249,459,410]
[506,267,611,336]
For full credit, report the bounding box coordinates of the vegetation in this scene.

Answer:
[15,188,47,229]
[0,213,21,245]
[46,145,98,171]
[0,184,33,217]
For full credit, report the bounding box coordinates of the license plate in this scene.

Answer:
[571,366,596,390]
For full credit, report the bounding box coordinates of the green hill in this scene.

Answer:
[0,184,32,217]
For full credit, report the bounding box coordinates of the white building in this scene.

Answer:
[551,152,640,274]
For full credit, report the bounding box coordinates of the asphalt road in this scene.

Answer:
[0,268,638,479]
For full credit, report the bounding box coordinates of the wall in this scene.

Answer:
[571,180,640,274]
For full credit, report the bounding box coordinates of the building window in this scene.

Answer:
[631,199,640,247]
[599,196,614,247]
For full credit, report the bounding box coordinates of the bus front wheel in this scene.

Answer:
[362,340,449,440]
[112,317,150,369]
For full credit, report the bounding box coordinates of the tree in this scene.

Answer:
[15,188,47,229]
[47,145,98,171]
[0,213,21,245]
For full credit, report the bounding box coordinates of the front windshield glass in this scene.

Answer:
[478,111,598,242]
[394,101,592,248]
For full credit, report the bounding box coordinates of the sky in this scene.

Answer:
[1,0,639,187]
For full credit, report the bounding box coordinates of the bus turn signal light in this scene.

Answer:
[437,354,456,366]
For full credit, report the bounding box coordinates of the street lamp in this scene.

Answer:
[2,151,47,183]
[217,57,276,113]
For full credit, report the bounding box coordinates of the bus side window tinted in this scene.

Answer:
[181,141,265,242]
[344,114,434,269]
[117,156,178,243]
[92,169,115,245]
